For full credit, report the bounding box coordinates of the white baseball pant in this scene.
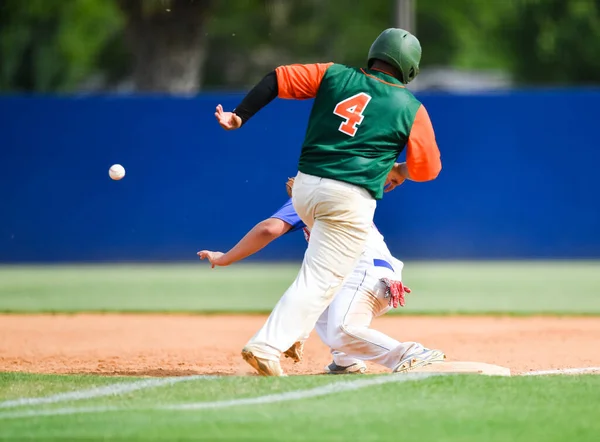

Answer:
[315,255,422,369]
[245,171,376,360]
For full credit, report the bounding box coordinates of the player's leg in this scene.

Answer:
[243,216,370,365]
[326,264,444,370]
[326,265,407,370]
[243,173,375,375]
[315,305,367,374]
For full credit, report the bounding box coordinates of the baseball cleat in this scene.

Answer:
[241,347,285,377]
[324,361,367,375]
[283,341,304,363]
[393,348,446,373]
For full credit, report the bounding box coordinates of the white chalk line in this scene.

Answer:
[0,375,216,409]
[166,372,435,410]
[0,372,438,419]
[0,405,117,419]
[521,367,600,376]
[2,366,600,420]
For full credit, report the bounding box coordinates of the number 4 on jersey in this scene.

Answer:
[333,92,372,137]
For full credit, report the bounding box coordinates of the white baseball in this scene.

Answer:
[109,164,126,180]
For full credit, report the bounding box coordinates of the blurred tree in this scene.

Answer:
[0,0,123,92]
[202,0,392,89]
[117,0,214,93]
[417,0,512,70]
[1,0,599,92]
[499,0,600,85]
[200,0,514,89]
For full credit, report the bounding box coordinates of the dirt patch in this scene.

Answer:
[1,314,599,376]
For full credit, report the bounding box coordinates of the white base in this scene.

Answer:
[409,361,511,376]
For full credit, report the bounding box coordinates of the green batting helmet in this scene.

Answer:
[367,28,421,84]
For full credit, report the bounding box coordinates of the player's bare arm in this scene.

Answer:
[198,218,292,268]
[215,63,333,130]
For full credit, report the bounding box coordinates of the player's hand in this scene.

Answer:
[215,104,242,130]
[384,163,407,193]
[380,278,412,308]
[197,250,230,268]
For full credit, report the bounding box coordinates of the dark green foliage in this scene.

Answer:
[1,0,599,92]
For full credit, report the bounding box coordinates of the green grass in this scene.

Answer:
[1,372,599,441]
[0,261,599,314]
[0,372,134,402]
[2,263,597,440]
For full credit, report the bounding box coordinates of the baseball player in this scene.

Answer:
[198,178,445,375]
[215,28,442,376]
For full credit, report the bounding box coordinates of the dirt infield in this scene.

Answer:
[1,314,600,376]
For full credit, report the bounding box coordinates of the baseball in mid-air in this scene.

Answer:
[109,164,126,180]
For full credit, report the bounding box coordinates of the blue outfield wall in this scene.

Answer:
[0,90,599,263]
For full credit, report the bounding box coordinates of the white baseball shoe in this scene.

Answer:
[393,347,446,373]
[324,361,367,375]
[241,347,285,377]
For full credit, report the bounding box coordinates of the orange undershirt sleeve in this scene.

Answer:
[275,63,334,100]
[406,105,442,182]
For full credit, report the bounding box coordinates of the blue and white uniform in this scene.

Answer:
[270,198,423,370]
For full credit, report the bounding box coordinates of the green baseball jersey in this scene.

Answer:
[275,63,440,200]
